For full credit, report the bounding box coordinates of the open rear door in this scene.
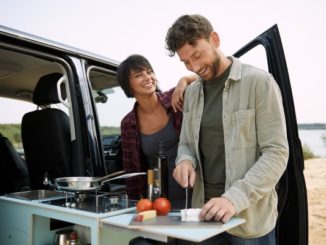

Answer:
[233,25,308,245]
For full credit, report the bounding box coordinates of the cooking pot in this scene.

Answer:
[55,171,146,192]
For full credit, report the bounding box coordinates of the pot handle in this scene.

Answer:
[101,172,146,186]
[96,170,126,182]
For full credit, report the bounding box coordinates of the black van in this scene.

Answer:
[0,24,307,244]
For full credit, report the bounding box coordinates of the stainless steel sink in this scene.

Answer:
[6,190,66,201]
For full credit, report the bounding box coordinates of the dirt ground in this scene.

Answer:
[304,158,326,245]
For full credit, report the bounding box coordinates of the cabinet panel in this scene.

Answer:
[0,227,27,245]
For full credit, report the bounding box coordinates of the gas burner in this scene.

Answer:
[41,191,137,214]
[75,193,88,203]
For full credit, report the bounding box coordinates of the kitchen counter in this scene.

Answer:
[0,195,245,244]
[0,195,136,245]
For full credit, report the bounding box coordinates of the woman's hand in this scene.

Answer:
[172,74,198,112]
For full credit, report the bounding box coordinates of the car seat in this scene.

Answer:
[0,132,30,195]
[104,135,123,175]
[103,135,126,192]
[21,73,71,189]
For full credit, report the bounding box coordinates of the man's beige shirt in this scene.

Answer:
[176,56,289,238]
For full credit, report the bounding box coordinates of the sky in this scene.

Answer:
[1,0,326,124]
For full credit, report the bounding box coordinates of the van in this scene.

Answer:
[0,24,307,244]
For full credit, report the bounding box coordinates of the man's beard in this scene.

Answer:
[201,53,220,81]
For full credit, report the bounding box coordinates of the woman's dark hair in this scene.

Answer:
[117,54,154,98]
[165,14,213,57]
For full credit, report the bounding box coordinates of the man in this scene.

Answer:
[166,14,289,244]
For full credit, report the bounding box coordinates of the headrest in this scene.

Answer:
[33,73,66,106]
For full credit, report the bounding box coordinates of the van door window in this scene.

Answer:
[88,67,134,177]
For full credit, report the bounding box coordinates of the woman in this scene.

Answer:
[118,54,196,208]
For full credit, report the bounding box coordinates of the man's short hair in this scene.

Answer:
[165,14,213,57]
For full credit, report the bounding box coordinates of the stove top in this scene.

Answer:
[41,191,137,214]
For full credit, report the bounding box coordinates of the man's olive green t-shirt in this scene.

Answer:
[200,65,231,201]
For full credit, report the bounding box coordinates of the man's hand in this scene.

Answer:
[173,160,196,188]
[171,75,198,112]
[199,197,237,223]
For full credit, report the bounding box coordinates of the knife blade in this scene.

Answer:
[185,187,188,218]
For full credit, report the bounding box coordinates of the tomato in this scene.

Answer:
[153,197,171,216]
[136,198,153,213]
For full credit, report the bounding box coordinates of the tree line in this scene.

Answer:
[0,123,120,146]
